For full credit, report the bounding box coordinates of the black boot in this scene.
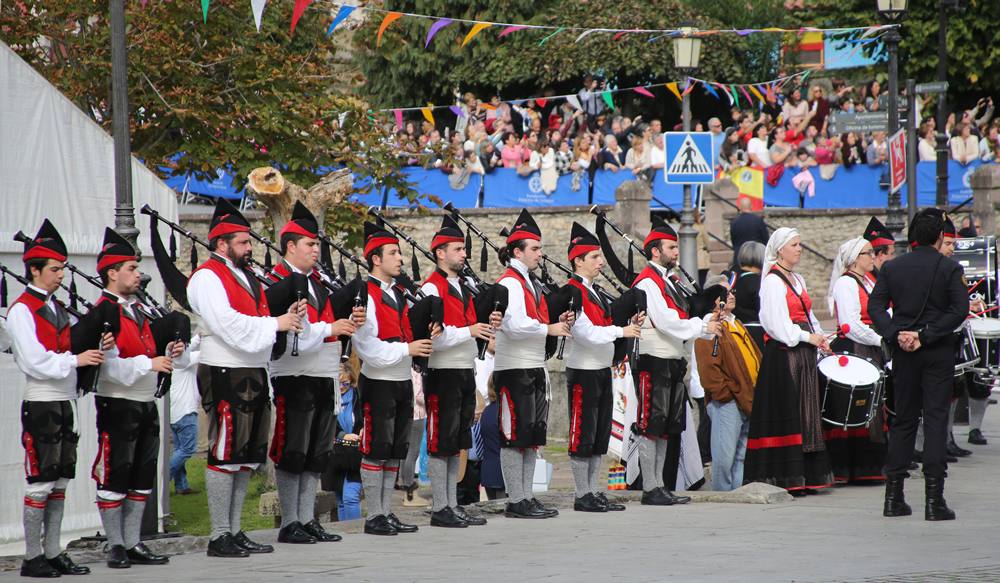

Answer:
[106,545,131,569]
[20,555,60,578]
[925,477,956,521]
[206,533,249,558]
[277,521,317,544]
[573,492,607,513]
[504,499,548,519]
[641,489,674,506]
[363,515,397,536]
[47,553,89,575]
[126,542,169,565]
[969,428,988,445]
[882,476,911,517]
[430,507,468,528]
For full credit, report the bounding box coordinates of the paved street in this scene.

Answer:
[5,410,1000,582]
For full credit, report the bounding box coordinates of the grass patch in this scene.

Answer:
[165,455,275,536]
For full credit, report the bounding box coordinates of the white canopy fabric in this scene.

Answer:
[0,41,180,545]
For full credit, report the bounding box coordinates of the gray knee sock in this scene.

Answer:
[570,457,590,497]
[655,438,669,489]
[98,500,124,548]
[360,458,385,518]
[427,456,449,512]
[298,472,319,524]
[970,398,989,432]
[499,448,524,502]
[522,448,537,499]
[42,492,66,559]
[122,494,146,549]
[275,469,301,528]
[381,460,400,515]
[638,437,659,492]
[446,455,460,508]
[230,471,251,534]
[589,455,603,494]
[23,496,46,559]
[205,468,234,539]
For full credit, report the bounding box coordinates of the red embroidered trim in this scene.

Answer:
[499,386,517,442]
[126,493,148,502]
[638,372,652,431]
[360,403,372,456]
[97,500,124,510]
[47,492,65,501]
[360,462,383,472]
[23,496,46,509]
[91,431,112,485]
[22,431,39,478]
[382,463,399,473]
[746,433,803,450]
[269,395,287,464]
[215,400,233,461]
[426,394,440,454]
[568,384,584,453]
[207,465,236,474]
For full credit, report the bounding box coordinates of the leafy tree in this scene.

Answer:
[0,0,413,244]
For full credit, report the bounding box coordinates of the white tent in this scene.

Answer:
[0,40,180,548]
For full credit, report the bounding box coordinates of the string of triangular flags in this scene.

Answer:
[200,0,896,43]
[377,70,812,126]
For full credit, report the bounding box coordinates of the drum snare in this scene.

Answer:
[818,352,884,429]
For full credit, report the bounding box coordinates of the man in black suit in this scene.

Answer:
[729,197,769,267]
[869,208,968,522]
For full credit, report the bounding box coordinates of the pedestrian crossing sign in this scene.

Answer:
[664,132,715,184]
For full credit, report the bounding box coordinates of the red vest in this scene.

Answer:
[424,270,475,327]
[12,290,71,353]
[194,255,270,317]
[632,265,688,319]
[770,268,812,324]
[271,262,336,342]
[367,278,412,342]
[834,274,873,327]
[567,277,611,326]
[96,294,156,359]
[498,267,549,323]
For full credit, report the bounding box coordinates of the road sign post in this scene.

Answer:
[664,132,714,185]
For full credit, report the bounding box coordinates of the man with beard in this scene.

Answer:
[91,228,186,569]
[188,199,305,558]
[494,209,573,519]
[353,222,435,536]
[268,202,362,544]
[631,216,721,505]
[419,215,500,528]
[8,219,110,578]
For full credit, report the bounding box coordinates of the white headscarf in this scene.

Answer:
[761,227,800,278]
[827,237,869,316]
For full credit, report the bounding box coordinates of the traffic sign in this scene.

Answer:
[664,132,714,184]
[889,128,906,194]
[915,81,949,95]
[828,111,888,135]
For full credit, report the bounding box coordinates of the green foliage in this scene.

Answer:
[164,456,273,537]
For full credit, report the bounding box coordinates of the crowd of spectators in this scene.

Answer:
[385,76,997,194]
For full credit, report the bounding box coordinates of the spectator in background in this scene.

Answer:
[600,134,627,172]
[650,118,663,135]
[625,134,653,183]
[694,210,711,286]
[807,85,830,133]
[554,140,574,177]
[500,132,523,168]
[840,132,867,169]
[951,122,979,165]
[170,334,201,495]
[866,131,888,167]
[480,380,504,500]
[708,118,726,163]
[578,75,607,130]
[919,125,938,162]
[768,126,794,168]
[733,241,766,348]
[789,147,816,170]
[762,91,781,122]
[650,133,666,173]
[782,88,809,126]
[479,140,501,173]
[865,80,886,112]
[572,133,596,191]
[980,124,999,162]
[323,354,363,521]
[747,123,772,168]
[730,196,769,267]
[529,139,558,194]
[720,128,746,171]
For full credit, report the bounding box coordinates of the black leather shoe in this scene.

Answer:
[452,506,487,526]
[106,545,130,569]
[969,429,988,445]
[233,531,274,554]
[206,533,249,558]
[925,476,956,521]
[126,542,168,565]
[883,476,912,517]
[574,492,608,513]
[947,440,972,458]
[363,515,397,536]
[504,499,548,519]
[21,555,60,578]
[658,488,692,505]
[386,513,418,533]
[302,519,342,542]
[641,489,674,506]
[430,506,468,528]
[277,521,317,544]
[47,553,89,575]
[528,498,558,517]
[595,492,626,511]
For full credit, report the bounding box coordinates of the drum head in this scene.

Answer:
[970,318,1000,339]
[818,353,882,386]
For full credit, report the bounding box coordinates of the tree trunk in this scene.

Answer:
[245,167,354,233]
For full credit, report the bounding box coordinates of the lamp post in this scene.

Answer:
[110,0,138,248]
[876,0,908,253]
[673,26,702,276]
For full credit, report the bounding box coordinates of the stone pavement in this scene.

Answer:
[4,411,1000,582]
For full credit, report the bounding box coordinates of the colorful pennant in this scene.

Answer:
[326,4,356,37]
[425,18,454,48]
[377,12,403,47]
[462,22,492,46]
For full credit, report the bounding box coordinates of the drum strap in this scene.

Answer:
[770,268,814,333]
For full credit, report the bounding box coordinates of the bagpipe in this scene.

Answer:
[0,261,90,320]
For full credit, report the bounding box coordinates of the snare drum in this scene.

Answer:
[954,321,981,376]
[819,353,884,429]
[969,317,1000,376]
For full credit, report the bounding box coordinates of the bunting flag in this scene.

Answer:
[702,83,720,100]
[250,0,266,31]
[749,84,765,102]
[633,87,655,98]
[681,78,695,97]
[739,85,754,104]
[665,82,682,102]
[601,91,614,110]
[538,26,565,45]
[421,105,435,125]
[565,95,582,111]
[449,105,465,117]
[462,22,492,46]
[326,4,356,37]
[290,0,312,35]
[499,25,529,37]
[730,85,740,107]
[201,0,210,23]
[425,18,454,48]
[394,109,403,127]
[377,12,403,47]
[575,29,603,43]
[535,98,547,108]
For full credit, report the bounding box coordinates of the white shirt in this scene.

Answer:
[495,258,548,371]
[170,335,201,424]
[7,285,78,401]
[353,275,412,381]
[565,276,622,370]
[188,254,279,369]
[832,275,882,347]
[759,272,824,346]
[269,261,341,378]
[747,137,772,168]
[420,275,476,370]
[634,263,710,359]
[0,318,11,353]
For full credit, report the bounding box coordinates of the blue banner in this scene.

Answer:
[351,166,483,208]
[592,169,684,210]
[482,168,589,207]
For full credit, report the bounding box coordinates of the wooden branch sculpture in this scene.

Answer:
[246,166,354,232]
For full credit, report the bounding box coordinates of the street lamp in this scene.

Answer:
[875,0,907,253]
[673,26,701,277]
